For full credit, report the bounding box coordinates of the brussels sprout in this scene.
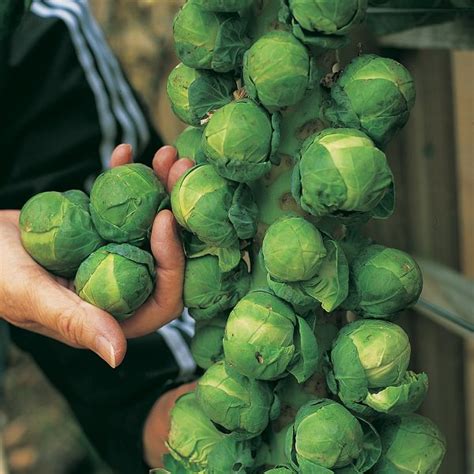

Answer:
[223,290,318,382]
[196,360,280,439]
[89,163,167,246]
[19,190,104,278]
[193,0,253,11]
[262,216,326,282]
[167,63,236,127]
[345,244,423,318]
[167,392,256,472]
[281,0,367,48]
[173,1,249,73]
[202,99,281,182]
[292,128,394,222]
[171,164,258,269]
[285,399,381,472]
[327,319,427,417]
[262,218,349,312]
[264,468,295,473]
[74,243,155,320]
[287,0,367,35]
[373,414,446,473]
[175,126,207,164]
[325,54,416,146]
[243,31,313,111]
[184,254,250,321]
[191,314,227,369]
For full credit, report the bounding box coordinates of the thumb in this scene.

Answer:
[33,279,127,367]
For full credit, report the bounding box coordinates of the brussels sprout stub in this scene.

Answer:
[325,54,416,146]
[173,1,249,73]
[90,163,167,246]
[243,31,312,110]
[20,190,104,278]
[74,243,155,320]
[167,63,235,127]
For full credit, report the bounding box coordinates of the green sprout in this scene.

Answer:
[19,190,104,278]
[173,1,249,73]
[243,31,313,110]
[292,128,394,222]
[171,164,258,271]
[285,398,381,472]
[345,244,423,318]
[325,54,416,146]
[74,243,155,320]
[202,99,281,182]
[223,290,319,382]
[175,126,207,164]
[167,392,256,472]
[191,314,227,370]
[262,216,349,313]
[167,63,236,127]
[196,360,280,439]
[89,163,167,246]
[327,319,428,417]
[183,254,250,321]
[373,414,447,473]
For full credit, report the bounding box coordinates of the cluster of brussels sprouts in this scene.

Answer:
[165,0,447,472]
[19,164,167,320]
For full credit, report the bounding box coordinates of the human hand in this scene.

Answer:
[142,381,197,468]
[0,145,193,367]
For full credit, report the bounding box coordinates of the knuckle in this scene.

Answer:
[56,303,84,345]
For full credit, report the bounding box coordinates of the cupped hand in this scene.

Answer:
[0,144,194,367]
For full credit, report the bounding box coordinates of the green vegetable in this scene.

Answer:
[292,128,394,222]
[193,0,253,11]
[167,63,235,127]
[167,392,255,472]
[223,290,319,381]
[184,254,250,321]
[202,99,281,182]
[373,414,447,473]
[196,360,280,439]
[19,190,104,278]
[262,216,326,282]
[327,319,427,417]
[173,1,249,73]
[191,314,227,369]
[171,164,258,270]
[74,243,155,320]
[175,126,207,164]
[89,163,167,246]
[325,54,416,146]
[243,31,313,110]
[285,399,381,472]
[345,244,423,318]
[287,0,367,35]
[264,467,295,473]
[262,217,349,312]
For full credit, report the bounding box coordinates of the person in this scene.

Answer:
[0,1,196,471]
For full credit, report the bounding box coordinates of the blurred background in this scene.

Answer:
[1,1,473,473]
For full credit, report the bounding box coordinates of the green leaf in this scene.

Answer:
[229,183,259,240]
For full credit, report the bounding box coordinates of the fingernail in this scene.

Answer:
[95,335,117,368]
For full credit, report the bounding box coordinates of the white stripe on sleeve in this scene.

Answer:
[158,325,196,378]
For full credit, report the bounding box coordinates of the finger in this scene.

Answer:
[121,210,185,338]
[109,144,133,168]
[167,158,194,193]
[152,146,178,187]
[31,278,127,368]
